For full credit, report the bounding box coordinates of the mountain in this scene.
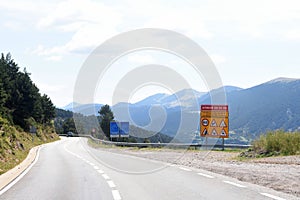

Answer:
[62,102,103,116]
[112,78,300,143]
[111,87,240,142]
[227,77,300,141]
[134,93,169,106]
[62,77,300,144]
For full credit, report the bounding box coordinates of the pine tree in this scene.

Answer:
[98,104,114,138]
[0,53,56,130]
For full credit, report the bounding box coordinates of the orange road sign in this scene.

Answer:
[200,105,229,138]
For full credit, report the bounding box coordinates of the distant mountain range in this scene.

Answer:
[62,77,300,144]
[63,102,103,116]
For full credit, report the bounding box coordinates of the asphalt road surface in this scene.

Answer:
[0,137,296,200]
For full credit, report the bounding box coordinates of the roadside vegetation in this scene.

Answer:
[0,53,59,175]
[240,130,300,158]
[0,117,58,175]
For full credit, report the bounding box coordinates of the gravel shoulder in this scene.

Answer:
[98,146,300,198]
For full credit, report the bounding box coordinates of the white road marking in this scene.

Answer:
[112,190,122,200]
[93,166,99,170]
[0,146,42,196]
[260,193,286,200]
[64,141,123,199]
[179,167,192,171]
[107,180,116,188]
[197,172,214,179]
[102,174,110,180]
[223,180,246,188]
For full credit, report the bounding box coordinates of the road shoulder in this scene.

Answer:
[0,145,40,191]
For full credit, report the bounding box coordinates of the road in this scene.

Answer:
[0,137,296,200]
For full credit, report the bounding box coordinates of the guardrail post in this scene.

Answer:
[222,138,225,151]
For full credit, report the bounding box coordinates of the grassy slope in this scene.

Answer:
[240,130,300,158]
[0,117,59,175]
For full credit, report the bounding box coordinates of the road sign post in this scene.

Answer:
[200,105,229,150]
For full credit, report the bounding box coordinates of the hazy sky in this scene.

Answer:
[1,0,300,107]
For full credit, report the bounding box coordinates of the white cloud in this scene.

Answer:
[34,0,122,57]
[3,0,300,59]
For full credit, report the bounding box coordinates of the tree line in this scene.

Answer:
[0,53,55,131]
[54,105,113,139]
[55,105,174,143]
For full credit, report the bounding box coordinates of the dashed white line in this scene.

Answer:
[197,172,214,179]
[102,174,110,180]
[64,142,122,199]
[223,180,246,188]
[179,167,192,172]
[260,193,286,200]
[112,190,122,200]
[107,180,116,188]
[93,166,99,170]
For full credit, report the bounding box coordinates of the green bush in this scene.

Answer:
[252,130,300,156]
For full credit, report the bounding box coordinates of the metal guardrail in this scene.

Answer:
[68,134,252,149]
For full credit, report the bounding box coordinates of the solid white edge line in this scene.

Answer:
[260,193,286,200]
[179,167,192,171]
[102,174,110,180]
[112,190,122,200]
[0,146,41,196]
[223,180,246,188]
[107,180,116,188]
[197,172,214,179]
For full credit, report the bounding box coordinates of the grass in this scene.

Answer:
[240,130,300,158]
[0,117,59,175]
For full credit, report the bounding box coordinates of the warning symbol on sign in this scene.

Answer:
[219,120,227,127]
[210,119,217,127]
[220,129,227,136]
[211,129,217,136]
[202,128,208,135]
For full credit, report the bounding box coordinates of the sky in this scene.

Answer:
[0,0,300,107]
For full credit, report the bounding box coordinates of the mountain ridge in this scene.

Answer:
[61,77,300,143]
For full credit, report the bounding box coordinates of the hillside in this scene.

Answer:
[0,53,59,174]
[228,78,300,138]
[0,117,58,175]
